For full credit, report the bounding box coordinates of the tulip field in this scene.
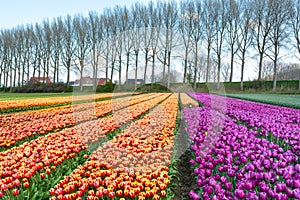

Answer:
[0,92,299,200]
[185,93,300,200]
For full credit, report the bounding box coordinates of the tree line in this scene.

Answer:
[0,0,299,92]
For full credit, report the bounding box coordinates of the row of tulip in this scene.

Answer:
[49,94,179,200]
[189,92,300,155]
[0,93,163,150]
[184,93,300,199]
[0,93,160,127]
[76,93,170,144]
[0,94,169,199]
[179,93,199,108]
[0,93,133,113]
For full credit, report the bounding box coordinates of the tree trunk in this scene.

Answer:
[229,47,234,82]
[272,41,279,91]
[151,50,155,86]
[206,46,211,83]
[241,59,245,91]
[126,53,129,86]
[258,52,263,81]
[272,58,278,91]
[167,51,171,89]
[13,67,17,88]
[118,55,122,90]
[144,49,148,84]
[66,65,70,88]
[193,45,198,89]
[135,51,139,90]
[217,53,221,90]
[80,60,84,92]
[105,57,109,83]
[162,49,167,82]
[183,48,189,83]
[111,61,115,82]
[9,67,13,93]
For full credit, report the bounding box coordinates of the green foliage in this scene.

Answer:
[227,93,300,109]
[96,82,116,93]
[135,84,172,92]
[195,80,300,94]
[13,82,66,93]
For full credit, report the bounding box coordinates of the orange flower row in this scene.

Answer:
[49,94,178,200]
[0,94,168,198]
[76,94,170,144]
[0,93,163,149]
[0,92,132,112]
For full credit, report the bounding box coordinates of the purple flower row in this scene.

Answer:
[184,93,300,199]
[188,92,300,155]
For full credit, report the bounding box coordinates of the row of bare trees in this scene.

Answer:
[0,0,300,91]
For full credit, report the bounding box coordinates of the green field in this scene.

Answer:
[0,92,72,101]
[227,93,300,109]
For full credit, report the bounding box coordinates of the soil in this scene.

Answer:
[172,111,198,200]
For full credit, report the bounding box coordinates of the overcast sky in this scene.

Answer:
[0,0,151,29]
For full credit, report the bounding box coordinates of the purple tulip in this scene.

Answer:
[234,189,246,199]
[224,182,232,190]
[294,189,300,199]
[295,164,300,172]
[247,190,257,199]
[268,189,275,198]
[189,190,200,200]
[228,169,235,177]
[286,188,294,198]
[259,192,267,200]
[294,179,300,189]
[275,182,286,193]
[196,179,202,187]
[189,159,196,165]
[220,176,227,183]
[245,181,253,190]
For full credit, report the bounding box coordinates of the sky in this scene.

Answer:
[0,0,149,29]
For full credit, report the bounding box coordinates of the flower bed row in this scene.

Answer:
[0,94,169,199]
[0,93,163,150]
[0,92,133,114]
[184,93,300,199]
[189,92,300,155]
[49,95,179,200]
[179,93,199,108]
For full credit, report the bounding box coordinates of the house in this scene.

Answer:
[126,79,144,85]
[74,76,110,86]
[30,77,51,84]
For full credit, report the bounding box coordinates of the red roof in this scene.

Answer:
[75,77,110,86]
[30,77,51,84]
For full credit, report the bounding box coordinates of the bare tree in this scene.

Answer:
[266,0,293,91]
[292,0,300,90]
[60,15,76,88]
[159,0,179,88]
[212,0,227,89]
[51,18,63,83]
[73,14,91,91]
[237,0,253,90]
[225,0,240,82]
[122,7,133,87]
[87,11,103,90]
[190,0,203,89]
[149,1,162,85]
[221,62,230,82]
[179,0,194,83]
[202,0,217,83]
[131,3,143,90]
[252,0,273,81]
